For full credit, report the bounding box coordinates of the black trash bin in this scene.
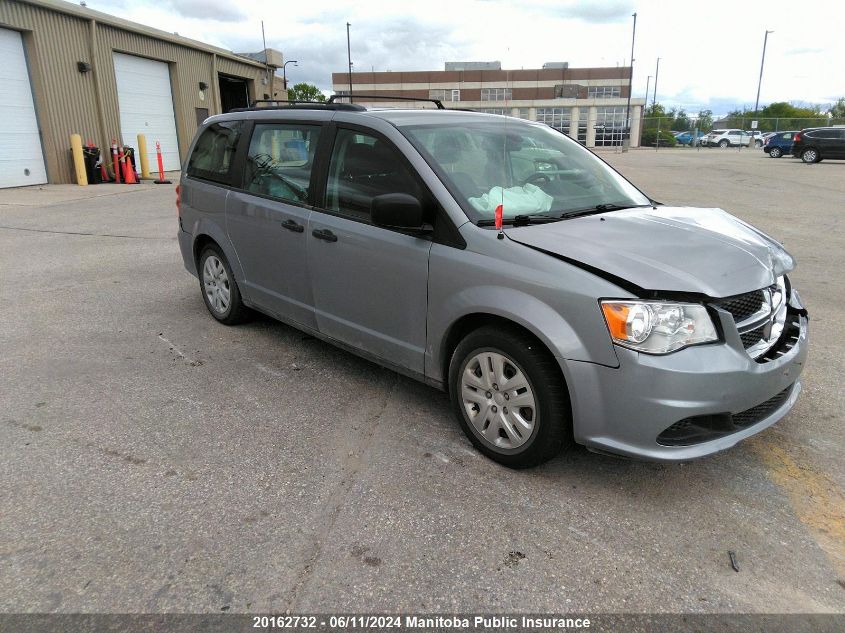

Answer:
[82,145,102,184]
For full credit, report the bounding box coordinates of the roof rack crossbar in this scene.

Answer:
[327,94,445,109]
[231,99,366,112]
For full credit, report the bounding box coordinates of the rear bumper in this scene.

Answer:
[178,228,196,277]
[562,294,809,461]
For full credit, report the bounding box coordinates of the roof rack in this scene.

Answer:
[232,99,365,112]
[327,94,445,109]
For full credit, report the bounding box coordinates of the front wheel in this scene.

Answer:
[719,139,730,148]
[801,148,820,163]
[448,326,572,468]
[769,147,782,158]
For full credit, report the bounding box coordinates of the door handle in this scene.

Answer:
[281,219,304,233]
[312,228,338,243]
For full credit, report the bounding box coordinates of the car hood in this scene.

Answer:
[504,206,794,298]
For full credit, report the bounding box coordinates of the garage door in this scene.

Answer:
[113,53,180,171]
[0,28,47,189]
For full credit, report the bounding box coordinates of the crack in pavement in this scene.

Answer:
[281,373,399,611]
[0,225,173,240]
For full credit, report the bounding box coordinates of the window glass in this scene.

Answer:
[187,121,243,184]
[401,120,649,224]
[325,129,422,220]
[243,123,322,204]
[481,87,512,101]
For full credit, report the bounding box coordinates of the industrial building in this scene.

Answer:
[331,62,646,148]
[0,0,285,188]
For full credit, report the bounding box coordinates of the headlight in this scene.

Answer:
[600,300,718,354]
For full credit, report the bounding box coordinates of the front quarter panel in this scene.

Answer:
[427,224,629,384]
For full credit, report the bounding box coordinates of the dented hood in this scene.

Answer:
[504,206,795,298]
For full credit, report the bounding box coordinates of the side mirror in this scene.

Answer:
[371,193,424,230]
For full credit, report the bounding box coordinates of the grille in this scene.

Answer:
[657,384,794,446]
[732,387,792,428]
[740,325,766,348]
[714,290,765,322]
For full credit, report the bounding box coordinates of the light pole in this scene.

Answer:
[282,60,298,93]
[754,30,774,114]
[645,75,652,108]
[346,22,353,101]
[652,57,660,109]
[624,12,637,148]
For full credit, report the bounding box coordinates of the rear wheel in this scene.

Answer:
[198,245,250,324]
[801,148,820,163]
[769,147,782,158]
[719,139,730,148]
[755,139,763,148]
[448,326,572,468]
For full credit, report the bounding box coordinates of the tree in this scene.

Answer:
[829,97,845,118]
[287,83,326,103]
[697,109,713,131]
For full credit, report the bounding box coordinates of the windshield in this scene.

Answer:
[400,119,650,224]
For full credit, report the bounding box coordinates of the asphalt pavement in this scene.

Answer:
[1,150,843,615]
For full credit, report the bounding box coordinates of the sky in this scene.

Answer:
[84,0,845,116]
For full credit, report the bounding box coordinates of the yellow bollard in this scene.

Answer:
[70,134,88,186]
[136,134,151,180]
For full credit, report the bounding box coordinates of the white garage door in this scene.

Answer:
[0,28,47,189]
[113,52,180,171]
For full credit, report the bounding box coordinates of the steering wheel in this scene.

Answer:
[522,172,552,187]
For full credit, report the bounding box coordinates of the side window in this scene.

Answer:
[782,133,792,139]
[186,121,243,184]
[244,123,322,204]
[325,128,422,220]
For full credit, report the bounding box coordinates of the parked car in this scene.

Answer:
[705,129,756,148]
[745,131,765,147]
[763,131,798,158]
[674,131,706,146]
[790,127,845,163]
[178,102,808,468]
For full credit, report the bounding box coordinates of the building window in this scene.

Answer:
[577,109,588,144]
[515,108,531,119]
[480,87,512,101]
[594,106,627,146]
[587,86,622,98]
[477,108,507,115]
[429,88,461,102]
[536,107,572,134]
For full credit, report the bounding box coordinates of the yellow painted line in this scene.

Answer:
[750,435,845,577]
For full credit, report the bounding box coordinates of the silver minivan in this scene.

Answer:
[177,102,808,468]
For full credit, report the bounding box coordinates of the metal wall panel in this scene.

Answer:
[0,0,268,183]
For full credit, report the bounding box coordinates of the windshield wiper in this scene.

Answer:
[476,214,563,227]
[559,203,652,219]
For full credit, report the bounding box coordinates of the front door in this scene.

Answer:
[226,122,324,328]
[307,127,432,374]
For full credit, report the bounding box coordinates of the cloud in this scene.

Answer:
[165,0,246,22]
[785,47,823,56]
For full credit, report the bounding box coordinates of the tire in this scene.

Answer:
[448,326,572,468]
[198,244,250,324]
[719,139,730,148]
[801,148,820,164]
[769,147,782,158]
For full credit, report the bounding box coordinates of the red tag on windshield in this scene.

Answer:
[495,204,503,230]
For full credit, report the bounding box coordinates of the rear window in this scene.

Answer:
[187,120,244,185]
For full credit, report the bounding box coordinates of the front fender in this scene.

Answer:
[426,235,626,385]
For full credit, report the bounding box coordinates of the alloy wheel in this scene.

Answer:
[202,255,231,314]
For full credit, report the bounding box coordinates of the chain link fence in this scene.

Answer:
[639,116,845,148]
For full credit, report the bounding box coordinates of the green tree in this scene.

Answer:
[697,109,713,131]
[287,83,326,103]
[828,97,845,118]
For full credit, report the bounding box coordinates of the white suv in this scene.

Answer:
[704,129,760,148]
